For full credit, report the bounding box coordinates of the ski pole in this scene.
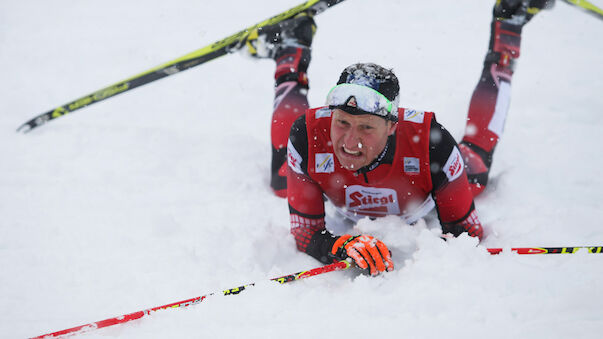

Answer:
[31,260,351,339]
[561,0,603,20]
[31,246,602,338]
[487,246,603,255]
[17,0,347,133]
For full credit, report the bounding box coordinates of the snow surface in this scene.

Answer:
[1,0,603,338]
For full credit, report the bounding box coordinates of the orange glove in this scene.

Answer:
[331,235,394,276]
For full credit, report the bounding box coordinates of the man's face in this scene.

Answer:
[330,109,396,171]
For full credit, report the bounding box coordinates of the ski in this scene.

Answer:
[17,0,347,133]
[487,246,603,255]
[31,260,351,338]
[561,0,603,20]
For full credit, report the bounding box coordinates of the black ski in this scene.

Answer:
[17,0,347,133]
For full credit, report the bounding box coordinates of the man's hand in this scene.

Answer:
[331,235,394,276]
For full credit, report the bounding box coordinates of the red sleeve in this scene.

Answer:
[286,115,330,254]
[429,119,484,240]
[433,174,484,240]
[287,160,340,264]
[433,170,474,224]
[287,171,325,218]
[287,170,327,252]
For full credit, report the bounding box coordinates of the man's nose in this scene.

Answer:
[343,128,361,149]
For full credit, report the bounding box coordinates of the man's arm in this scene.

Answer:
[287,115,339,263]
[429,118,484,239]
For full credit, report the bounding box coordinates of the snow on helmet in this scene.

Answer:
[326,63,400,122]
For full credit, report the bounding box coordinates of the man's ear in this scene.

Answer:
[387,122,397,136]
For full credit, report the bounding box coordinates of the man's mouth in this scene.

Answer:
[342,146,361,156]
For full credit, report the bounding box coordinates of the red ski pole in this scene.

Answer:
[31,260,351,339]
[31,246,603,337]
[487,246,603,255]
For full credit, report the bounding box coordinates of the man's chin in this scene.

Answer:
[335,151,367,171]
[339,158,364,171]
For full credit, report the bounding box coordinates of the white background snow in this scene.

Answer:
[1,0,603,338]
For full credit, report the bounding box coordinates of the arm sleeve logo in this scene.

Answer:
[287,139,304,175]
[443,146,464,182]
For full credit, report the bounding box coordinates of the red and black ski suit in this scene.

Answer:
[286,107,483,264]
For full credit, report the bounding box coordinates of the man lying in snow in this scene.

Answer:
[245,0,554,275]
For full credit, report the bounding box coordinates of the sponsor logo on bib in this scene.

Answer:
[315,153,334,173]
[404,157,420,174]
[345,186,400,216]
[315,107,332,119]
[403,109,425,123]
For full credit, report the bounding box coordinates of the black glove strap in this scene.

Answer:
[306,230,339,264]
